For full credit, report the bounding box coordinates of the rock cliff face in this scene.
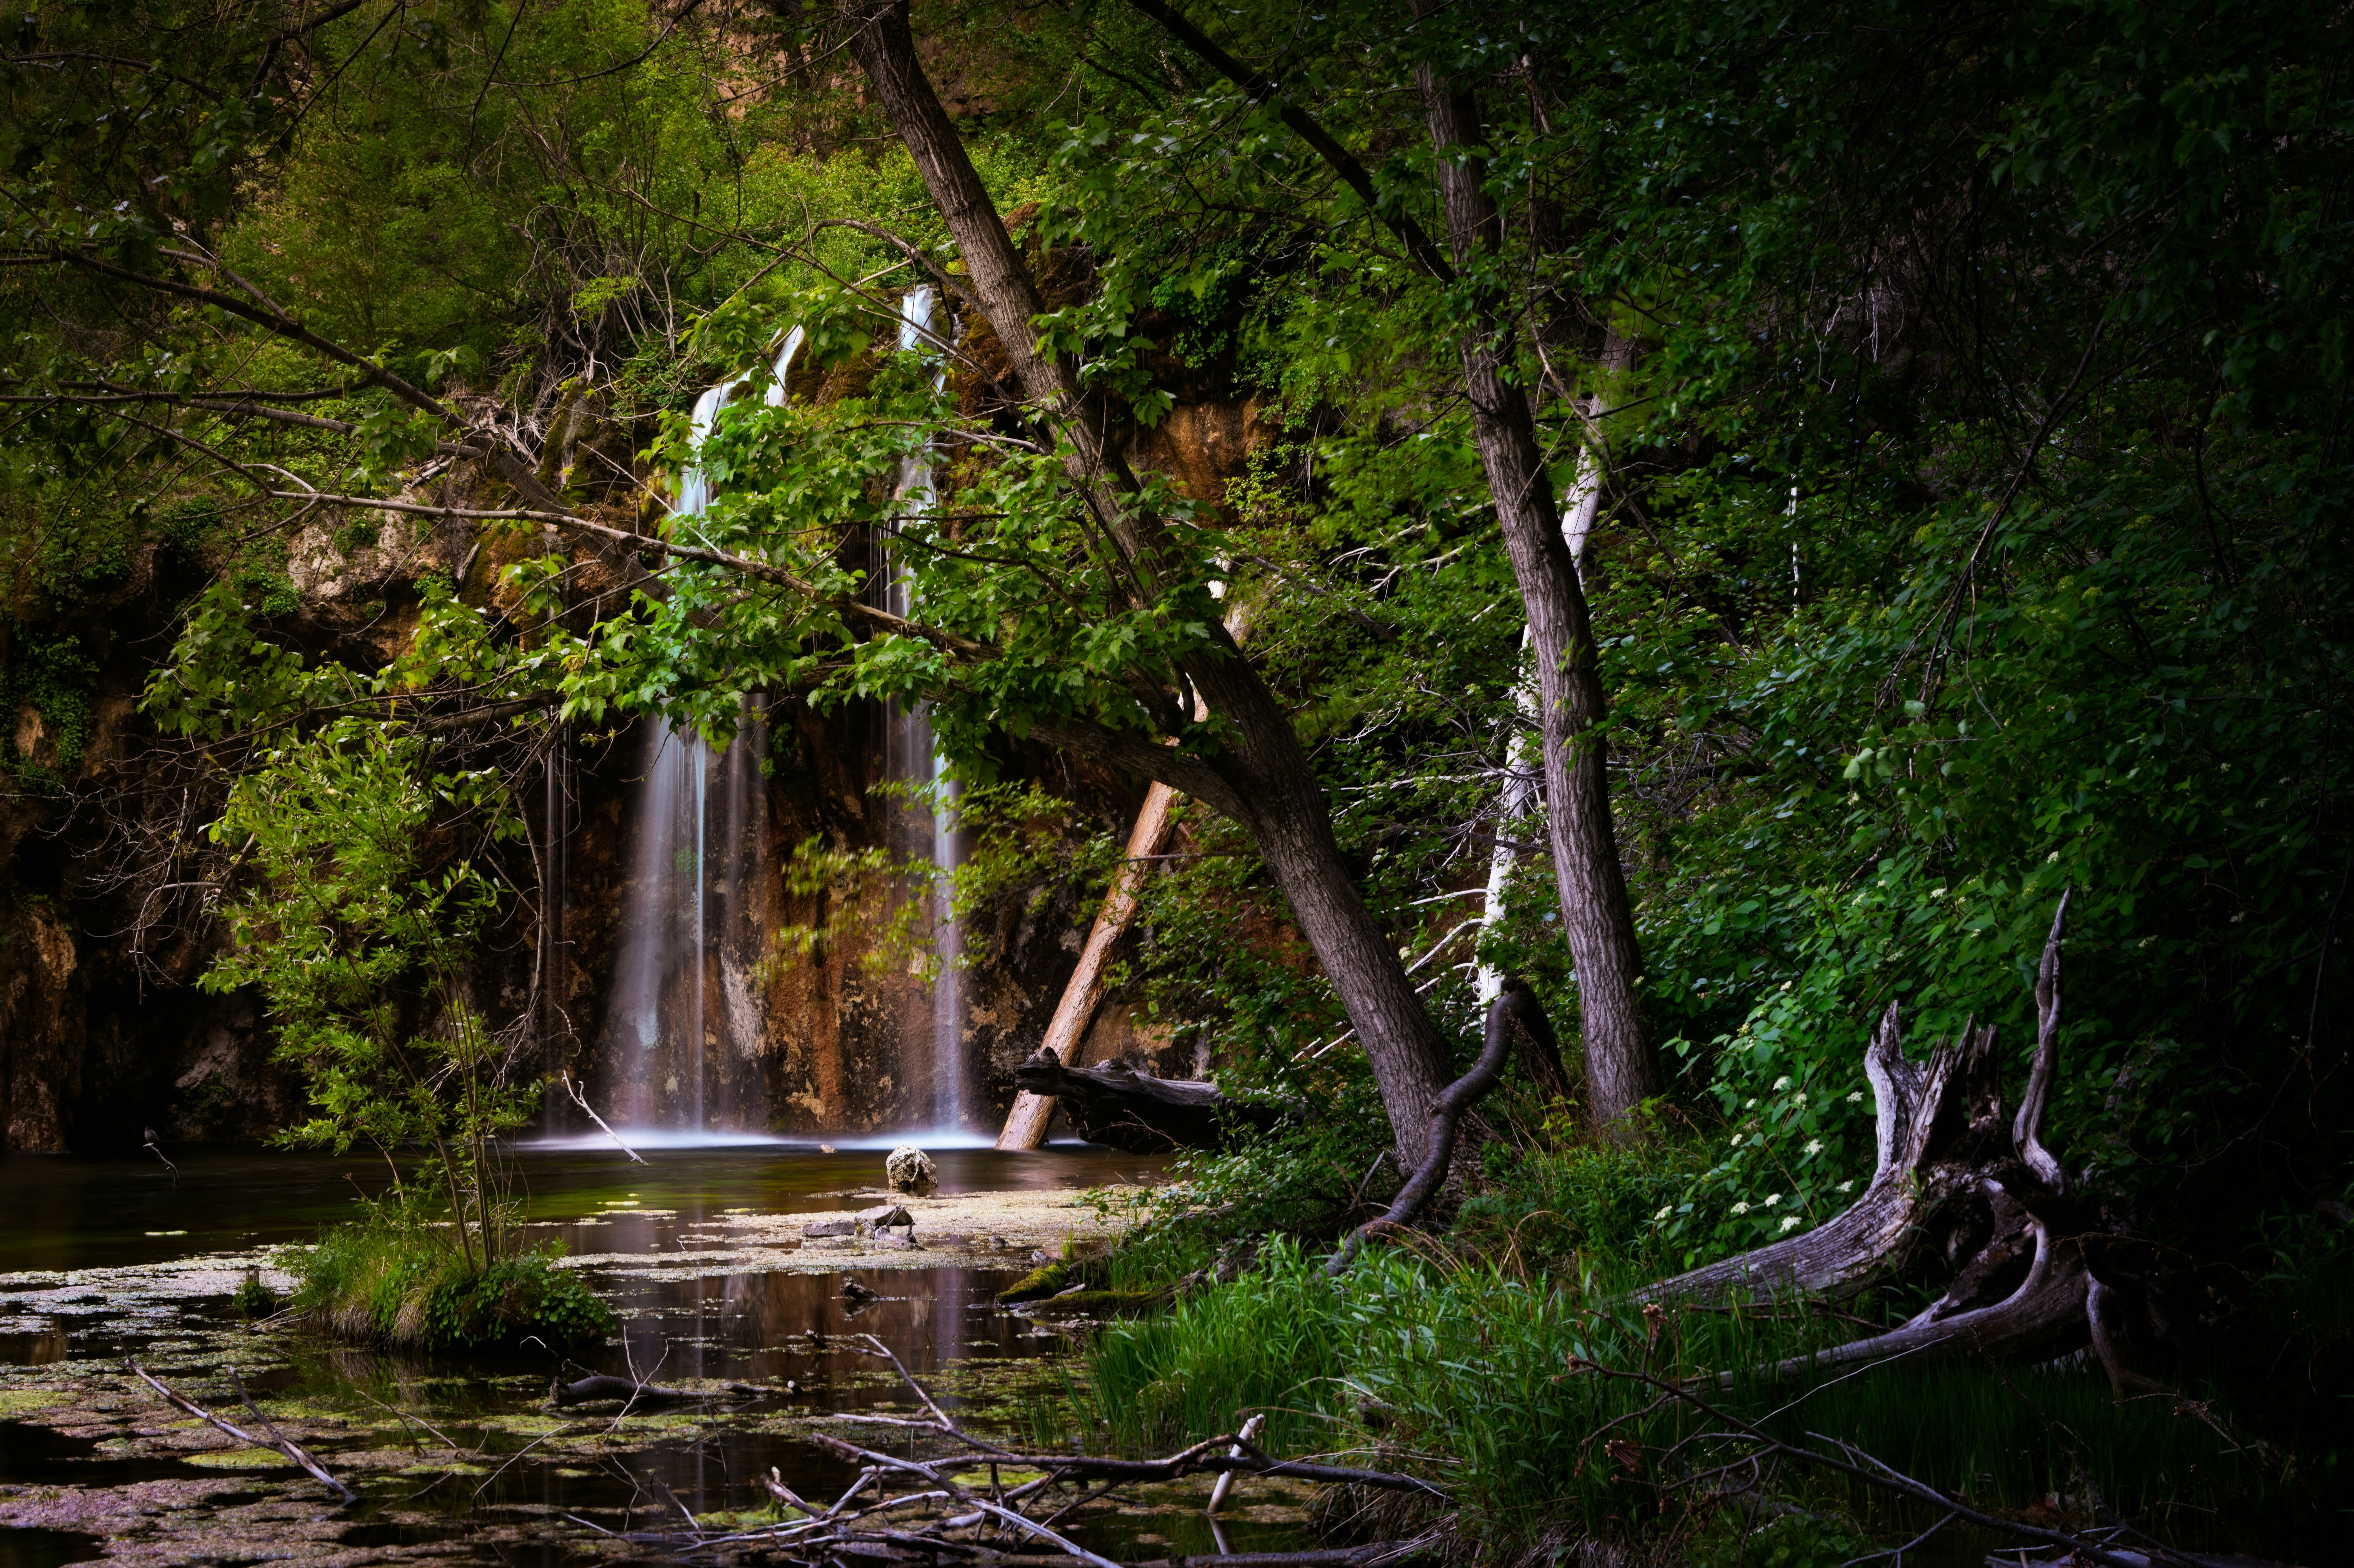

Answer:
[0,386,1263,1152]
[538,698,1184,1140]
[1,521,299,1152]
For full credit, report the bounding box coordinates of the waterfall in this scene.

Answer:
[596,299,965,1136]
[873,286,967,1132]
[541,721,572,1131]
[605,721,704,1127]
[598,336,795,1133]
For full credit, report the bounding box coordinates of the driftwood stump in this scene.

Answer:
[1644,893,2168,1382]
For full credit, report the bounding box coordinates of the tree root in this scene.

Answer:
[1327,983,1549,1275]
[1640,891,2183,1387]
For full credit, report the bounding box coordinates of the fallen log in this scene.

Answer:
[1641,891,2167,1382]
[807,1429,1448,1498]
[548,1372,762,1408]
[1009,1049,1292,1151]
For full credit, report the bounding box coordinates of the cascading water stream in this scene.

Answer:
[598,300,963,1137]
[598,336,797,1135]
[873,286,968,1133]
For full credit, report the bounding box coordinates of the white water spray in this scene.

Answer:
[873,286,967,1132]
[599,337,796,1133]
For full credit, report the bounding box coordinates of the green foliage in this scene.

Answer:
[229,1269,278,1322]
[198,715,536,1267]
[1461,1117,1709,1274]
[1685,1511,1868,1568]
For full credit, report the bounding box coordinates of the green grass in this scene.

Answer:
[1087,1239,1349,1458]
[1084,1238,2292,1554]
[286,1210,614,1351]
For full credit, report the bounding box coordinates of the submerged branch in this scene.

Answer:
[126,1360,357,1503]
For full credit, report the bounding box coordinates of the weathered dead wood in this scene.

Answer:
[1009,1049,1290,1151]
[1000,776,1186,1149]
[1643,892,2155,1383]
[621,1335,1439,1566]
[548,1372,762,1408]
[805,1428,1446,1498]
[560,1072,647,1165]
[127,1359,357,1503]
[1206,1411,1267,1514]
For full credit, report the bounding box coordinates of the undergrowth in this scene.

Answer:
[285,1207,613,1351]
[1080,1237,2305,1559]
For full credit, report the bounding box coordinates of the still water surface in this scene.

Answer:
[0,1142,1284,1566]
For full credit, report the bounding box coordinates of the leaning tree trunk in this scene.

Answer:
[1125,0,1662,1129]
[1643,892,2151,1381]
[1410,28,1660,1127]
[843,0,1457,1165]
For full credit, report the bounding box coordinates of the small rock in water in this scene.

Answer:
[820,1144,837,1154]
[840,1276,878,1302]
[803,1217,858,1238]
[884,1145,937,1195]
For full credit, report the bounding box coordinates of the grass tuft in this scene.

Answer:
[286,1207,613,1350]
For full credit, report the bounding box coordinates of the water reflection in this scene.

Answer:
[0,1327,64,1368]
[0,1143,1164,1274]
[0,1144,1172,1561]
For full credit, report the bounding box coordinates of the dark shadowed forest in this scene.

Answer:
[0,0,2347,1563]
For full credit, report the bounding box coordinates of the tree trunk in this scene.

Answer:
[1011,1047,1292,1152]
[1410,36,1660,1125]
[844,0,1456,1164]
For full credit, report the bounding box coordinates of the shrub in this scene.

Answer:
[1460,1116,1710,1274]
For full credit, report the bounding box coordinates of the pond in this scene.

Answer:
[0,1142,1317,1566]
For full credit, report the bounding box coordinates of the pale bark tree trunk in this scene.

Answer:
[844,1,1457,1163]
[1411,35,1661,1124]
[997,778,1181,1149]
[1643,897,2145,1390]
